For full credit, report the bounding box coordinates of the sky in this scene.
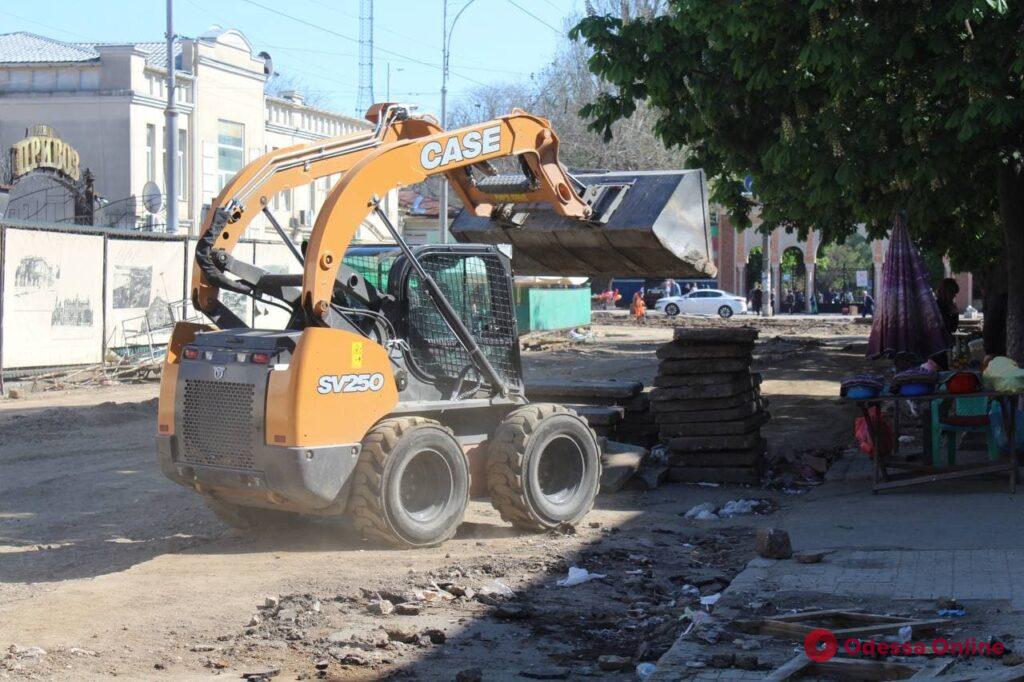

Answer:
[1,0,583,120]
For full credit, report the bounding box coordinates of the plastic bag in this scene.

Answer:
[983,357,1024,393]
[855,407,893,458]
[988,400,1024,453]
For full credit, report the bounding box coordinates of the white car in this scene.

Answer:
[655,289,748,318]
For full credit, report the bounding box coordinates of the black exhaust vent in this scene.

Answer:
[181,380,257,470]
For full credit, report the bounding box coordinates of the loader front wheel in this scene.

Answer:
[487,404,601,531]
[349,417,469,548]
[203,498,298,531]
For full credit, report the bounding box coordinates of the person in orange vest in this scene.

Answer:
[631,290,647,325]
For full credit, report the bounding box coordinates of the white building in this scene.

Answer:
[0,29,396,241]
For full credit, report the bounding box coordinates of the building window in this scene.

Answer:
[217,119,245,190]
[177,129,188,200]
[146,124,156,182]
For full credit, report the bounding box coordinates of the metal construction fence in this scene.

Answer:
[0,218,304,378]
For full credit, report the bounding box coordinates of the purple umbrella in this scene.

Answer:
[867,215,950,360]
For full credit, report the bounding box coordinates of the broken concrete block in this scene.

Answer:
[755,528,793,559]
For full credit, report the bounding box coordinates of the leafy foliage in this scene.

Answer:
[571,1,1024,274]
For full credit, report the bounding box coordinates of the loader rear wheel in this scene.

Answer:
[486,404,601,531]
[348,417,469,548]
[203,498,298,531]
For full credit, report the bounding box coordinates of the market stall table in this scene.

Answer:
[847,388,1020,493]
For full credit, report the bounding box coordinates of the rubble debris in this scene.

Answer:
[242,667,281,681]
[597,655,630,671]
[384,625,418,644]
[519,665,570,679]
[599,441,648,493]
[367,598,394,615]
[755,528,793,559]
[495,604,530,620]
[794,551,827,564]
[394,603,421,616]
[479,579,515,597]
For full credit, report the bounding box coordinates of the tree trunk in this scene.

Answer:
[999,163,1024,363]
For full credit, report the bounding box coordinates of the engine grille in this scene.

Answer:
[180,379,257,470]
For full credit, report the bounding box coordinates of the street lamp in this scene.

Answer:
[438,0,477,243]
[386,63,404,101]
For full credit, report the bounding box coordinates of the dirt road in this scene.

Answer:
[0,321,867,680]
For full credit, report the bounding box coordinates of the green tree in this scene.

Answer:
[572,1,1024,359]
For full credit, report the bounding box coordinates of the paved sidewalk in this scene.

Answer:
[729,549,1024,609]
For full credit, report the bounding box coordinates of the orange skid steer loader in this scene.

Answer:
[157,104,712,547]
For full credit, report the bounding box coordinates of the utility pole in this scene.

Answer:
[385,63,403,101]
[439,0,477,244]
[357,0,374,115]
[439,0,449,244]
[164,0,178,234]
[761,228,772,317]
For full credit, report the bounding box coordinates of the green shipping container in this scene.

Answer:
[514,286,591,333]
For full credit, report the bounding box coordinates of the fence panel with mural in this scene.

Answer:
[0,219,299,374]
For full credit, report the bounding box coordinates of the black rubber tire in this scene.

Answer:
[348,417,469,548]
[664,303,680,317]
[204,498,298,530]
[718,305,734,319]
[486,404,602,531]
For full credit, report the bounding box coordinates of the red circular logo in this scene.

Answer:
[804,628,838,662]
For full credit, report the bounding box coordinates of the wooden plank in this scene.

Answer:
[657,343,754,360]
[763,654,812,681]
[656,401,764,424]
[672,327,759,344]
[833,618,950,638]
[569,405,624,426]
[650,389,760,413]
[524,379,643,400]
[811,657,920,681]
[659,412,769,437]
[665,429,764,452]
[659,357,751,375]
[651,374,762,401]
[654,371,753,388]
[908,658,954,678]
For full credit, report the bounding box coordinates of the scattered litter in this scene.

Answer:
[937,609,966,617]
[679,584,700,597]
[718,499,763,517]
[556,566,607,587]
[898,435,914,444]
[695,510,719,521]
[635,662,657,680]
[897,625,912,643]
[569,328,595,343]
[696,482,721,488]
[478,579,515,597]
[700,593,721,607]
[412,588,454,603]
[684,502,717,519]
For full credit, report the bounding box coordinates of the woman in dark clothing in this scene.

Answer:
[936,278,960,336]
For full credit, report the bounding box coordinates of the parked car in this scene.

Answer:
[654,289,748,318]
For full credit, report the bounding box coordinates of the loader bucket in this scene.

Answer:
[449,169,717,279]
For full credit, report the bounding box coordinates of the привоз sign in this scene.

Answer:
[11,127,81,181]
